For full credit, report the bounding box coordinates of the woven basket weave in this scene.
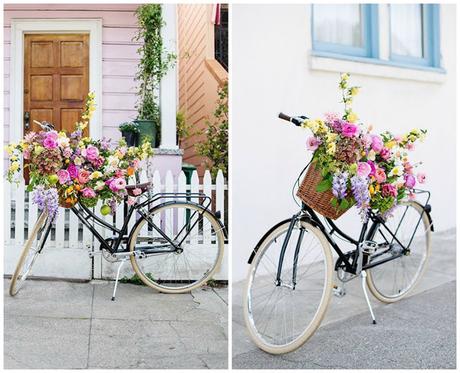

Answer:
[296,162,352,220]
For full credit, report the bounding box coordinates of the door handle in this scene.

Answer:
[24,111,30,130]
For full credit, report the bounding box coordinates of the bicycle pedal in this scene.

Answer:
[333,284,346,298]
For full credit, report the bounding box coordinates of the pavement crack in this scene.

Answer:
[85,283,96,369]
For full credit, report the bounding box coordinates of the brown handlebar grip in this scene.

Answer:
[278,112,291,122]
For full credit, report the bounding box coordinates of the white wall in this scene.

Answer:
[232,4,456,282]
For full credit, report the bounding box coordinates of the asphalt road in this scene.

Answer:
[233,280,456,369]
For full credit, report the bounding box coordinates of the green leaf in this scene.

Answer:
[339,198,349,210]
[316,179,332,193]
[331,197,338,208]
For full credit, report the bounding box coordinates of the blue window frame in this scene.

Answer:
[389,4,440,68]
[311,4,379,58]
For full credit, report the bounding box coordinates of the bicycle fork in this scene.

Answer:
[275,213,303,289]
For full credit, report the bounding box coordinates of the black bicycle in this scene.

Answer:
[9,124,226,299]
[243,113,434,354]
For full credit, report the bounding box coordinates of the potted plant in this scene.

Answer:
[133,4,176,148]
[119,121,140,147]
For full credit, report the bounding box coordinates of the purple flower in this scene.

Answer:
[367,160,376,176]
[109,178,126,192]
[404,174,416,189]
[32,186,59,222]
[351,175,370,220]
[67,164,79,179]
[84,145,99,162]
[332,172,348,200]
[331,119,345,132]
[100,137,112,151]
[380,147,391,160]
[306,136,321,151]
[342,123,359,138]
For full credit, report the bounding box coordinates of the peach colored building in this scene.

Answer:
[177,4,228,177]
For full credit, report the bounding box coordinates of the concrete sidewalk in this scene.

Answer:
[4,281,228,369]
[232,228,456,369]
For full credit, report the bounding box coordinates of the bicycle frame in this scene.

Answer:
[267,189,433,285]
[36,191,214,257]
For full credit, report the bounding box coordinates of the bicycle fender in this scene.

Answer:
[414,201,434,232]
[247,215,321,264]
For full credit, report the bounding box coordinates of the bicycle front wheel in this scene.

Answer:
[366,201,432,303]
[9,212,51,296]
[243,219,333,354]
[129,202,225,293]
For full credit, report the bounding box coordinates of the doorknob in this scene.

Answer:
[24,111,30,130]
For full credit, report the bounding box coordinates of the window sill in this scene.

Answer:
[310,51,446,83]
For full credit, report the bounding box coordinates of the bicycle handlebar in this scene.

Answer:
[33,120,55,132]
[278,112,308,127]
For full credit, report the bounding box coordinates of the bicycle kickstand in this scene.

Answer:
[111,258,127,301]
[360,271,377,324]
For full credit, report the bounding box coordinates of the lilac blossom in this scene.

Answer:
[332,171,348,200]
[350,175,370,220]
[32,186,59,222]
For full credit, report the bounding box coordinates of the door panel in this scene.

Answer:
[24,33,89,136]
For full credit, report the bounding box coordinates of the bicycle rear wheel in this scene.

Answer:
[243,219,333,354]
[9,212,51,296]
[129,202,225,293]
[366,201,431,303]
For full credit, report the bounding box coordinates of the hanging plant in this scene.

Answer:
[133,4,176,145]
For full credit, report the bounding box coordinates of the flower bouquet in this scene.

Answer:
[297,73,426,220]
[6,93,154,221]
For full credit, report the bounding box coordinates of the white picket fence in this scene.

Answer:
[4,169,228,281]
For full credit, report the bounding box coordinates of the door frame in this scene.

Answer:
[10,19,103,143]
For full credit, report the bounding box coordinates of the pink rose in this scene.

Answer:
[409,192,416,200]
[380,148,391,160]
[371,135,383,152]
[357,162,371,178]
[394,135,403,143]
[81,187,96,198]
[115,169,126,178]
[374,168,387,184]
[78,170,91,184]
[109,178,126,192]
[417,172,426,184]
[341,123,358,138]
[57,169,70,184]
[404,174,416,189]
[382,184,397,198]
[306,136,321,151]
[127,196,137,206]
[43,136,58,149]
[406,143,415,151]
[85,145,99,162]
[67,164,79,179]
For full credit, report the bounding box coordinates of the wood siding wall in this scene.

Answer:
[177,4,227,177]
[4,4,141,149]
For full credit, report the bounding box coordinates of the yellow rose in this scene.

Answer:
[90,171,102,180]
[385,141,396,149]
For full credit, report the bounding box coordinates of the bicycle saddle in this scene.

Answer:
[126,181,152,196]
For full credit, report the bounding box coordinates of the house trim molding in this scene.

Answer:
[10,18,103,142]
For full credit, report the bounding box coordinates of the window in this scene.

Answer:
[389,4,440,67]
[312,4,378,58]
[311,4,441,71]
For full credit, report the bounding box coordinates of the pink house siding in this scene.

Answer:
[3,4,141,148]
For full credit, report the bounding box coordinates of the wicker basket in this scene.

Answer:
[296,162,353,220]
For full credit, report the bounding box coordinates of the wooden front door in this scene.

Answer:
[24,33,89,135]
